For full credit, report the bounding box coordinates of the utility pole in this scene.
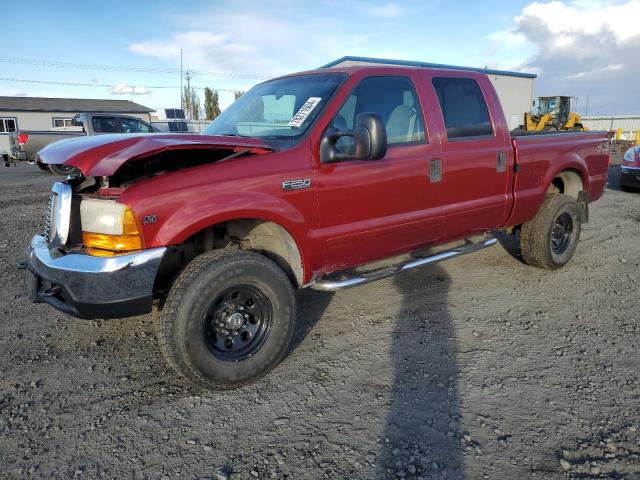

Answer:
[585,95,590,116]
[180,48,183,111]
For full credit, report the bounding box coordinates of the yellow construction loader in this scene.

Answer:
[522,96,586,131]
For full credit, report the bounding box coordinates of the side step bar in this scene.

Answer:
[312,237,497,291]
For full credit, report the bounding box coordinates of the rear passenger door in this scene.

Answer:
[430,76,510,241]
[315,74,445,271]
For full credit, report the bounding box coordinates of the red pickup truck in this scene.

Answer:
[24,65,610,389]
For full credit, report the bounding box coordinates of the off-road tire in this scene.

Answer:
[155,249,296,390]
[520,193,581,270]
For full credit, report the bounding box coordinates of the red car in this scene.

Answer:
[25,65,610,389]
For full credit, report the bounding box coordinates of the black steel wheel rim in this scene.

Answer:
[203,285,272,361]
[550,212,573,255]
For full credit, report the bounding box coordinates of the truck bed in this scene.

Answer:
[10,130,85,162]
[507,130,610,226]
[510,128,603,137]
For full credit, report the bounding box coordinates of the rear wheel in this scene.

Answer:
[156,249,296,390]
[520,194,581,270]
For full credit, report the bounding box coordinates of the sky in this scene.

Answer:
[1,0,638,116]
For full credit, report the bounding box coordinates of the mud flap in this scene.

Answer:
[578,190,589,223]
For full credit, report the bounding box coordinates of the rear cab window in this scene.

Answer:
[432,77,494,140]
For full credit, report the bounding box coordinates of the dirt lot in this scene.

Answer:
[0,163,639,480]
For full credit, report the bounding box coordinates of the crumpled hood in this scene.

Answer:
[37,133,273,176]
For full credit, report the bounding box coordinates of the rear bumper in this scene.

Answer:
[24,235,166,319]
[621,166,640,188]
[9,148,27,161]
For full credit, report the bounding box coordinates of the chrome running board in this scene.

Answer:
[312,236,497,291]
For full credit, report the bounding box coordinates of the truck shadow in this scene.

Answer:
[494,230,526,265]
[377,265,464,479]
[290,288,335,354]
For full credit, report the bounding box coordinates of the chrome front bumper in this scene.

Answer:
[25,235,166,319]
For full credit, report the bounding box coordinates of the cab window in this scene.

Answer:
[121,117,152,133]
[432,77,493,139]
[333,76,426,146]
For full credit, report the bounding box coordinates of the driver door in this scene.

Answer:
[314,74,445,272]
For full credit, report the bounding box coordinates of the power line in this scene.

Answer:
[0,56,270,80]
[0,77,242,93]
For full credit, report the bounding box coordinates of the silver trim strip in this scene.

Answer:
[621,165,640,171]
[30,235,166,273]
[312,237,497,291]
[51,182,72,245]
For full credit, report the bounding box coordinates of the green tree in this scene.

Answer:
[204,87,221,120]
[203,88,221,120]
[234,91,245,101]
[191,91,201,120]
[204,87,214,120]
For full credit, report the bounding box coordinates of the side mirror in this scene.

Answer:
[320,112,387,163]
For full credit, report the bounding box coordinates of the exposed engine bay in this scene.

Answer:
[71,147,263,194]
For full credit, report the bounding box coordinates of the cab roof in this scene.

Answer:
[320,55,537,79]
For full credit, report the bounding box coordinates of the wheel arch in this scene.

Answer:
[224,218,306,287]
[547,168,586,200]
[161,214,308,288]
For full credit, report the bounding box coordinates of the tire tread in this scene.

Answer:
[155,249,295,390]
[520,193,580,270]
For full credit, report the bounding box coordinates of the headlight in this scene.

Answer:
[80,198,143,256]
[623,147,638,163]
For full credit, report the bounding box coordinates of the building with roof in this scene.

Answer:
[0,96,154,154]
[322,56,537,130]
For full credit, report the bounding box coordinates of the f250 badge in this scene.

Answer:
[282,179,311,191]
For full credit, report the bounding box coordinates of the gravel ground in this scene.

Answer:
[0,163,639,480]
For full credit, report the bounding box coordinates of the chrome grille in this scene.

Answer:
[45,182,72,245]
[43,194,54,242]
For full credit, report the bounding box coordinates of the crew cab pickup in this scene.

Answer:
[9,112,156,175]
[24,65,610,389]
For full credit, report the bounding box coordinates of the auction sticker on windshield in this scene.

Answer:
[288,97,322,128]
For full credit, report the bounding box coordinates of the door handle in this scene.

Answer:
[497,152,506,173]
[429,158,442,183]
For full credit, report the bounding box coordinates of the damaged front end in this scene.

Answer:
[25,134,273,318]
[24,178,167,319]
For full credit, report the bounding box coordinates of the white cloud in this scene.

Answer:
[110,83,150,95]
[491,0,640,115]
[128,6,384,81]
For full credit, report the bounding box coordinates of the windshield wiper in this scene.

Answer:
[219,133,255,139]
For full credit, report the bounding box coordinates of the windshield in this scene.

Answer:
[203,73,346,149]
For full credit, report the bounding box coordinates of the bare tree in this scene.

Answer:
[182,70,201,120]
[234,91,245,101]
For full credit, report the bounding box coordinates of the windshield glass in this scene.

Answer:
[203,73,345,149]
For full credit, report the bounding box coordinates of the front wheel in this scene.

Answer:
[156,250,296,390]
[49,163,79,176]
[520,194,582,270]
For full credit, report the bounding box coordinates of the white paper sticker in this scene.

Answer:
[288,97,322,128]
